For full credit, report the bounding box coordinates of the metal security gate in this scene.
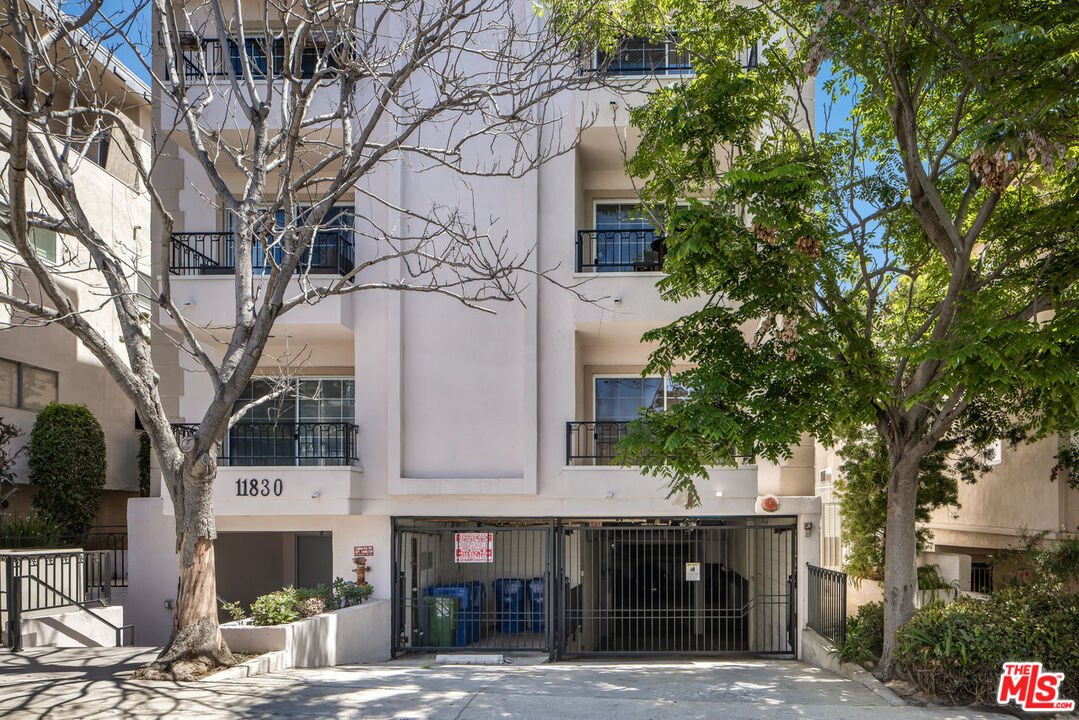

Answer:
[556,517,796,657]
[392,516,796,658]
[393,519,554,654]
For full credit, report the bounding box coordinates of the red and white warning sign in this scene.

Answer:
[454,532,494,563]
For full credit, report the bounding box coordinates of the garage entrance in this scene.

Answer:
[391,517,796,658]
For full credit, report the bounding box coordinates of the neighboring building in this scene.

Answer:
[127,12,824,659]
[814,436,1079,606]
[0,40,152,530]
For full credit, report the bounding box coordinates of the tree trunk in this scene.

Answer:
[878,457,919,679]
[134,470,234,681]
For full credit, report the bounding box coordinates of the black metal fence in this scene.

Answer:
[393,517,797,659]
[576,229,665,272]
[970,562,994,593]
[1,550,133,650]
[172,421,359,466]
[806,563,846,646]
[175,37,342,81]
[566,421,630,465]
[0,529,128,588]
[169,229,355,276]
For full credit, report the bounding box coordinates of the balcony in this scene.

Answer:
[169,230,354,277]
[588,39,758,76]
[174,36,340,81]
[566,421,630,466]
[576,229,665,273]
[172,421,359,466]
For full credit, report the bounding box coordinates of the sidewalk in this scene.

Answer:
[0,648,1011,719]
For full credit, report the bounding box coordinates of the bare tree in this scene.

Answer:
[0,0,601,678]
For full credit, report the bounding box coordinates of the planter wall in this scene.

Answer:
[220,598,391,668]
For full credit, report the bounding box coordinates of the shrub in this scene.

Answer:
[894,583,1079,705]
[137,432,151,497]
[250,588,302,626]
[28,403,107,536]
[0,417,24,512]
[242,578,374,626]
[332,577,372,608]
[835,601,884,665]
[0,511,66,548]
[221,600,247,622]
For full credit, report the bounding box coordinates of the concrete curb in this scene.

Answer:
[202,650,290,681]
[840,662,907,707]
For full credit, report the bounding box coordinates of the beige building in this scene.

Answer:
[814,435,1079,603]
[126,5,825,660]
[0,43,152,529]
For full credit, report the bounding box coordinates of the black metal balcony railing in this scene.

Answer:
[171,421,359,466]
[576,229,665,273]
[588,41,758,76]
[169,229,355,277]
[175,37,342,81]
[566,421,630,465]
[807,563,847,646]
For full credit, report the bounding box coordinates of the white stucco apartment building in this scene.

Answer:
[126,6,822,658]
[0,45,152,529]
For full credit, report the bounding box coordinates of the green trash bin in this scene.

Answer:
[426,595,459,647]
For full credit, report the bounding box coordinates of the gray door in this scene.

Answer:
[296,534,333,588]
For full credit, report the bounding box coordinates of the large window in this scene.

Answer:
[229,377,355,466]
[226,204,354,274]
[597,36,691,76]
[0,358,58,411]
[583,202,664,273]
[594,375,688,422]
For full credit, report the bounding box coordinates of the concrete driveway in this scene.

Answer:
[0,647,1010,719]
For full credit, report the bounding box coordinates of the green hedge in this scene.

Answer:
[894,584,1079,705]
[835,601,883,665]
[28,403,107,536]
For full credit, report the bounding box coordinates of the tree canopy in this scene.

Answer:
[559,0,1079,673]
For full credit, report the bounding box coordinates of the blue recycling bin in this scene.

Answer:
[426,584,473,646]
[467,581,487,642]
[493,578,525,633]
[526,578,545,633]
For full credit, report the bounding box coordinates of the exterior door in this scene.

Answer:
[296,534,333,589]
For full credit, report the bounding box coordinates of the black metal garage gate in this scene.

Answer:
[392,517,797,658]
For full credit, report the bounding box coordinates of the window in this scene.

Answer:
[30,229,56,263]
[598,36,691,76]
[228,205,354,273]
[594,376,687,422]
[984,438,1003,466]
[0,221,57,263]
[229,377,355,465]
[0,358,58,410]
[586,202,665,272]
[86,134,110,168]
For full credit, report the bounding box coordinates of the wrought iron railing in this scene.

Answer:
[576,229,665,272]
[169,229,355,276]
[172,421,359,466]
[806,563,846,646]
[587,40,758,75]
[970,562,994,593]
[0,529,128,588]
[566,421,631,465]
[174,36,342,81]
[1,550,132,650]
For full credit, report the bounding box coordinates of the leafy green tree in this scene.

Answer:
[28,403,107,536]
[559,0,1079,674]
[836,428,967,582]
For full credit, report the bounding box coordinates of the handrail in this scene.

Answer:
[8,573,134,651]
